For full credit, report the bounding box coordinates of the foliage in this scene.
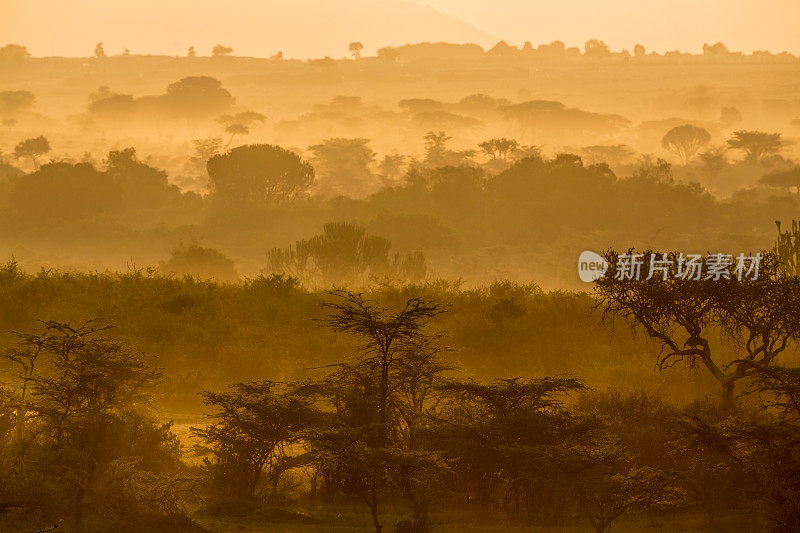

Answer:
[595,250,800,399]
[11,161,121,220]
[661,124,711,165]
[13,135,50,169]
[267,222,427,287]
[159,242,239,281]
[207,144,314,204]
[727,130,784,163]
[192,381,316,502]
[0,90,34,116]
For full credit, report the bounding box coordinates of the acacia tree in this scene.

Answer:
[698,146,728,182]
[775,219,800,275]
[192,381,315,501]
[188,137,222,174]
[478,138,519,161]
[434,377,587,514]
[727,130,783,163]
[581,144,635,167]
[315,291,447,532]
[595,251,800,400]
[13,135,50,169]
[661,125,711,165]
[349,41,364,60]
[576,463,684,533]
[682,362,800,530]
[20,321,162,526]
[323,292,446,446]
[223,123,249,149]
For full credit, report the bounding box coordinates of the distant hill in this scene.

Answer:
[0,0,496,58]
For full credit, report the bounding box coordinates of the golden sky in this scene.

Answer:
[420,0,800,54]
[1,0,798,57]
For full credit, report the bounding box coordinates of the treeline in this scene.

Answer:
[0,136,797,285]
[0,262,671,407]
[1,288,798,532]
[3,40,799,65]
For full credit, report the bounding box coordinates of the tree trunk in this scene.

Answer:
[594,520,611,533]
[721,379,736,404]
[73,485,84,527]
[367,480,382,533]
[378,348,390,446]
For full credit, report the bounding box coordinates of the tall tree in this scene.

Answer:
[21,321,161,526]
[727,130,783,163]
[192,381,315,501]
[318,291,447,532]
[595,250,800,400]
[207,144,314,204]
[661,125,711,165]
[13,135,50,170]
[348,41,364,60]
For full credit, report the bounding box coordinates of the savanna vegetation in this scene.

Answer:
[0,36,799,532]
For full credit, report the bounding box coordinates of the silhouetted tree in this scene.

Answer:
[94,42,106,59]
[212,44,233,57]
[584,39,611,57]
[423,131,451,165]
[0,90,34,116]
[596,251,800,400]
[0,44,30,64]
[216,111,266,129]
[582,145,635,167]
[20,321,162,526]
[224,123,249,149]
[576,462,684,533]
[13,135,50,169]
[207,144,314,204]
[188,137,222,174]
[308,138,376,196]
[104,147,183,210]
[661,125,711,165]
[377,154,406,182]
[720,106,742,125]
[163,76,234,119]
[727,130,784,163]
[267,222,426,286]
[478,138,519,161]
[316,291,447,532]
[192,381,315,501]
[349,41,364,60]
[760,167,800,194]
[698,146,728,182]
[435,376,587,517]
[11,161,122,220]
[159,242,238,281]
[703,42,730,57]
[681,362,800,530]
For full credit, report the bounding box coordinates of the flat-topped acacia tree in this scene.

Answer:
[594,250,800,400]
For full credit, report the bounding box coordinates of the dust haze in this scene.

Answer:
[1,1,800,532]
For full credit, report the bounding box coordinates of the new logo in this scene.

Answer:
[578,251,608,282]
